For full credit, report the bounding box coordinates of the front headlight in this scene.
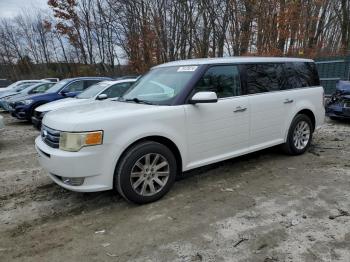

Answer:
[59,131,103,152]
[19,99,33,105]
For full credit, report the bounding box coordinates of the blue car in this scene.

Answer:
[9,77,111,122]
[326,80,350,120]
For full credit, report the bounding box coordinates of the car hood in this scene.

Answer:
[24,92,57,100]
[6,93,29,102]
[0,91,17,99]
[36,97,90,112]
[0,87,15,93]
[8,94,36,103]
[44,100,156,131]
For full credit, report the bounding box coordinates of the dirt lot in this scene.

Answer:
[0,112,350,262]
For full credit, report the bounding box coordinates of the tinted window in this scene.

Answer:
[246,63,284,94]
[64,81,85,92]
[283,63,303,89]
[292,62,320,87]
[101,82,132,98]
[194,65,241,98]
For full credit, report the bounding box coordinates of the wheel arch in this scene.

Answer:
[114,135,183,178]
[29,101,48,119]
[296,108,316,132]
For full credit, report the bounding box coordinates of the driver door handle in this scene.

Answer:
[234,106,247,113]
[284,98,294,104]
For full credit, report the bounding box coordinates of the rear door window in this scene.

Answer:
[245,63,284,94]
[193,65,241,98]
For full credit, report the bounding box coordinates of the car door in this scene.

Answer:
[184,65,250,169]
[100,82,133,99]
[243,63,287,148]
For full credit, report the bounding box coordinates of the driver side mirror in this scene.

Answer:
[60,90,68,96]
[189,92,218,104]
[97,94,108,100]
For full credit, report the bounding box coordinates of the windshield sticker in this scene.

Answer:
[177,66,198,72]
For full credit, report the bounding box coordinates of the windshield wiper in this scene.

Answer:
[124,98,153,105]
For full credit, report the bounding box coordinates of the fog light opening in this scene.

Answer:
[62,177,85,186]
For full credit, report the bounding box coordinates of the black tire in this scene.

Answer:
[329,116,338,121]
[114,141,177,204]
[28,104,42,123]
[282,114,313,155]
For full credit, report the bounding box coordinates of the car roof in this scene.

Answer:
[17,80,47,83]
[64,77,112,81]
[99,79,137,85]
[153,56,314,69]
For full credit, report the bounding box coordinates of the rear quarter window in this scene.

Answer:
[244,62,320,94]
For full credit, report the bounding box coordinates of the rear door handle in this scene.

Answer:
[284,99,294,104]
[234,106,247,113]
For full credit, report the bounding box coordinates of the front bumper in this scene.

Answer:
[1,100,11,111]
[35,136,114,192]
[32,116,42,130]
[0,100,6,110]
[326,104,350,119]
[10,105,31,120]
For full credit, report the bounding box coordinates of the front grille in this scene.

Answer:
[41,125,60,148]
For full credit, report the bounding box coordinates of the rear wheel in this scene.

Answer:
[114,141,177,204]
[282,114,313,155]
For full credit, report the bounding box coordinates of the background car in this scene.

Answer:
[0,82,55,111]
[42,78,59,82]
[32,79,136,129]
[8,77,112,122]
[0,80,47,93]
[326,80,350,120]
[0,82,38,104]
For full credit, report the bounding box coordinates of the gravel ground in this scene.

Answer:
[0,112,349,262]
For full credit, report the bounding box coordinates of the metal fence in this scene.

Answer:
[315,56,350,95]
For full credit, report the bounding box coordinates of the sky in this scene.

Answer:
[0,0,49,19]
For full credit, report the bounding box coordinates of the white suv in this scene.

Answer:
[35,57,325,204]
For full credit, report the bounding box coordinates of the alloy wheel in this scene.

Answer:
[293,120,311,150]
[130,153,170,196]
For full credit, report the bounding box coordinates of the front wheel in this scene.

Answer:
[282,114,313,155]
[114,141,177,204]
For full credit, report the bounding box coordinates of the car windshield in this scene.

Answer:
[6,81,23,89]
[120,66,197,105]
[20,84,38,93]
[14,83,35,92]
[76,81,111,99]
[30,83,54,93]
[46,79,71,93]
